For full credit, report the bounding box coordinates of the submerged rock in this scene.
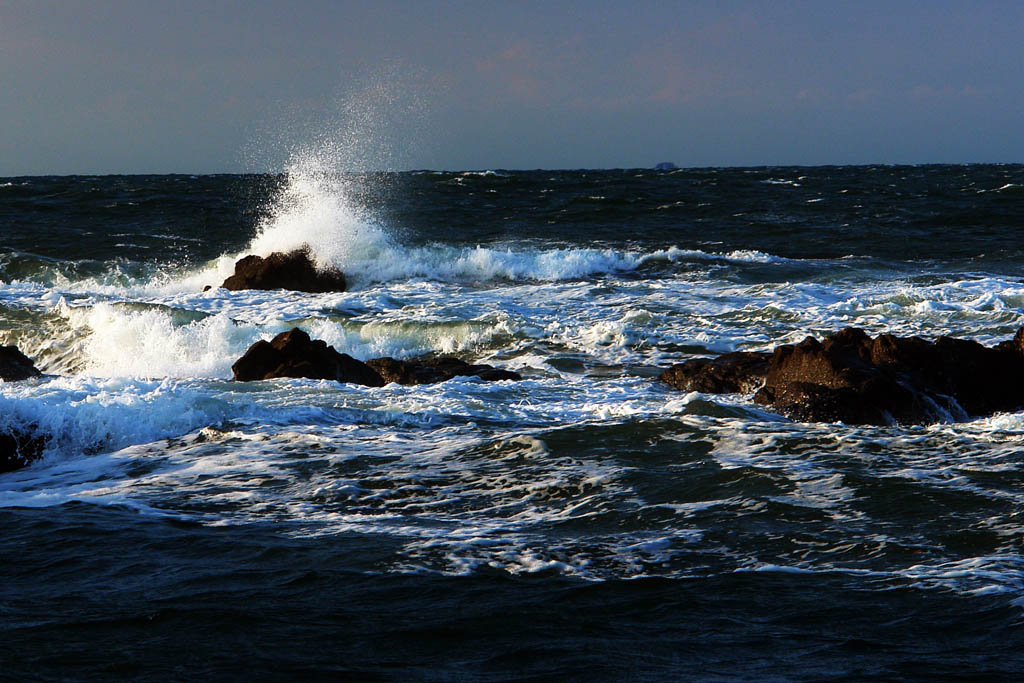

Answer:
[661,327,1024,426]
[0,345,41,382]
[232,328,521,387]
[0,426,49,474]
[365,356,521,385]
[220,247,347,293]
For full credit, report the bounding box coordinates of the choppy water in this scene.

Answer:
[3,165,1024,680]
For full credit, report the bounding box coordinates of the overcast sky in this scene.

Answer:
[2,1,1022,174]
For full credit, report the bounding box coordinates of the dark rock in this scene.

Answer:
[0,345,41,381]
[232,328,384,386]
[419,356,522,382]
[365,357,446,385]
[660,352,770,394]
[750,328,1024,424]
[220,247,347,293]
[232,328,521,387]
[366,356,521,385]
[992,326,1024,355]
[0,426,49,474]
[466,366,523,383]
[662,326,1024,426]
[0,345,47,473]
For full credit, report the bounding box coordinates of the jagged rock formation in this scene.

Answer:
[661,327,1024,426]
[0,345,42,382]
[231,328,384,386]
[660,352,770,395]
[232,328,521,387]
[220,247,347,293]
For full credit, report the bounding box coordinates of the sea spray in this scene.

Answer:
[239,63,435,278]
[245,159,395,276]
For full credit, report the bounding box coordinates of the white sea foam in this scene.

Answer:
[66,304,253,379]
[43,296,519,379]
[977,183,1022,193]
[8,251,1024,386]
[136,240,790,294]
[459,170,510,177]
[0,376,238,471]
[10,124,1024,604]
[898,555,1024,597]
[240,233,790,288]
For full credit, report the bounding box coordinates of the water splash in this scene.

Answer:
[241,64,431,274]
[245,159,394,274]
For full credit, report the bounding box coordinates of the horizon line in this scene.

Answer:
[3,161,1023,178]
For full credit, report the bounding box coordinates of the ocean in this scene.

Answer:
[3,164,1024,680]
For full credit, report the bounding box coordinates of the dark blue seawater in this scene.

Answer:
[3,165,1024,680]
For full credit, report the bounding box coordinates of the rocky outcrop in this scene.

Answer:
[232,328,384,385]
[220,248,347,293]
[661,327,1024,426]
[994,326,1024,356]
[232,328,521,387]
[0,345,41,381]
[660,352,770,394]
[365,356,521,385]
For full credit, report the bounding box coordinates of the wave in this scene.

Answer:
[2,158,801,294]
[458,170,510,178]
[0,376,236,472]
[2,298,516,380]
[218,150,793,290]
[229,241,791,288]
[1,238,798,298]
[977,183,1023,194]
[228,165,789,285]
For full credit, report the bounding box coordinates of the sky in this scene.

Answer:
[1,0,1022,174]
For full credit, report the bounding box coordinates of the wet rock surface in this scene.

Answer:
[366,356,522,385]
[220,248,347,293]
[232,328,385,386]
[660,352,770,395]
[0,345,47,472]
[233,328,521,387]
[0,427,50,474]
[662,326,1024,425]
[0,345,42,382]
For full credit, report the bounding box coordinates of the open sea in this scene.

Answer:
[3,164,1024,680]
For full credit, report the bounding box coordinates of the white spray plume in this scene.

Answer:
[242,64,435,273]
